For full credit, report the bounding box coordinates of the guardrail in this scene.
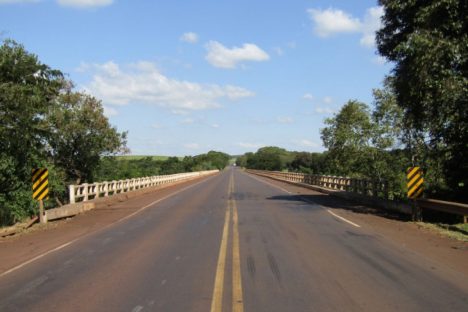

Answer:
[69,170,219,203]
[246,169,467,221]
[247,169,389,199]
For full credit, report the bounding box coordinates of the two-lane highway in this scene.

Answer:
[0,168,467,311]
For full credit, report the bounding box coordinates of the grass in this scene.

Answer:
[415,222,468,242]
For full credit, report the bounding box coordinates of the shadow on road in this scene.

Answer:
[266,193,410,222]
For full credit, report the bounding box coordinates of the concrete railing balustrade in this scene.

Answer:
[69,170,219,203]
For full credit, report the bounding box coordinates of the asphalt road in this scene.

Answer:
[0,168,467,311]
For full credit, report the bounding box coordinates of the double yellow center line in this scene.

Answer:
[210,173,244,312]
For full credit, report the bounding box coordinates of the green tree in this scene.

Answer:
[0,39,64,224]
[321,100,374,176]
[47,91,128,184]
[377,0,468,200]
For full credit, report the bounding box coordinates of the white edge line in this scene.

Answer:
[0,174,218,278]
[326,210,361,228]
[242,171,361,229]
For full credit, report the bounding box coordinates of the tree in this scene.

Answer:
[0,39,64,224]
[377,0,468,200]
[290,152,326,174]
[47,91,128,184]
[321,100,374,176]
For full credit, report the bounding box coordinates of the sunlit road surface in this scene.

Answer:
[1,168,467,312]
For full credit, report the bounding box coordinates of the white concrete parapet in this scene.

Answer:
[69,170,218,203]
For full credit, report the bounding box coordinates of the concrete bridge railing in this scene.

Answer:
[69,170,219,203]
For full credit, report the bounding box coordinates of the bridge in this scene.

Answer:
[0,168,467,311]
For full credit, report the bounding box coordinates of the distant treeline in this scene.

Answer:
[94,152,230,182]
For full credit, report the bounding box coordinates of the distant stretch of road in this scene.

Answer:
[0,168,467,311]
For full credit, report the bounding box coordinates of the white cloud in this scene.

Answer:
[211,124,220,128]
[57,0,113,8]
[81,61,254,114]
[308,8,361,37]
[205,41,270,69]
[294,139,319,148]
[372,56,386,65]
[277,116,294,124]
[360,6,384,47]
[180,32,198,44]
[103,105,118,117]
[307,6,383,48]
[237,142,264,149]
[184,143,200,150]
[314,107,335,114]
[303,93,314,101]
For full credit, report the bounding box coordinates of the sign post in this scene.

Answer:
[407,166,424,221]
[32,168,49,224]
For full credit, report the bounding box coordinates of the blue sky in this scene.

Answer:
[1,0,391,156]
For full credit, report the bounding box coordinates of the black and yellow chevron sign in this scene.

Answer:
[407,166,423,199]
[32,168,49,201]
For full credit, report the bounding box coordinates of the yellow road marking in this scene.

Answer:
[232,194,244,312]
[210,172,244,312]
[210,179,232,312]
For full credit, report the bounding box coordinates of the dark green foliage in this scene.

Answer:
[0,40,64,224]
[0,39,127,225]
[377,0,468,200]
[289,152,327,174]
[47,91,128,184]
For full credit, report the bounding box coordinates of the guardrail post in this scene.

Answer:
[411,200,422,221]
[83,183,88,202]
[69,185,75,204]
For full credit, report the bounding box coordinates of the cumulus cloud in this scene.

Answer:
[360,6,384,47]
[307,6,383,48]
[180,32,198,44]
[57,0,113,8]
[303,93,314,101]
[308,8,361,37]
[80,61,254,114]
[205,41,270,69]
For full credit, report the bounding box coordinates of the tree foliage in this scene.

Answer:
[47,91,128,184]
[0,39,127,225]
[377,0,468,199]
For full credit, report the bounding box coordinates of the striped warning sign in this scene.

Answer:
[407,167,423,199]
[32,168,49,200]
